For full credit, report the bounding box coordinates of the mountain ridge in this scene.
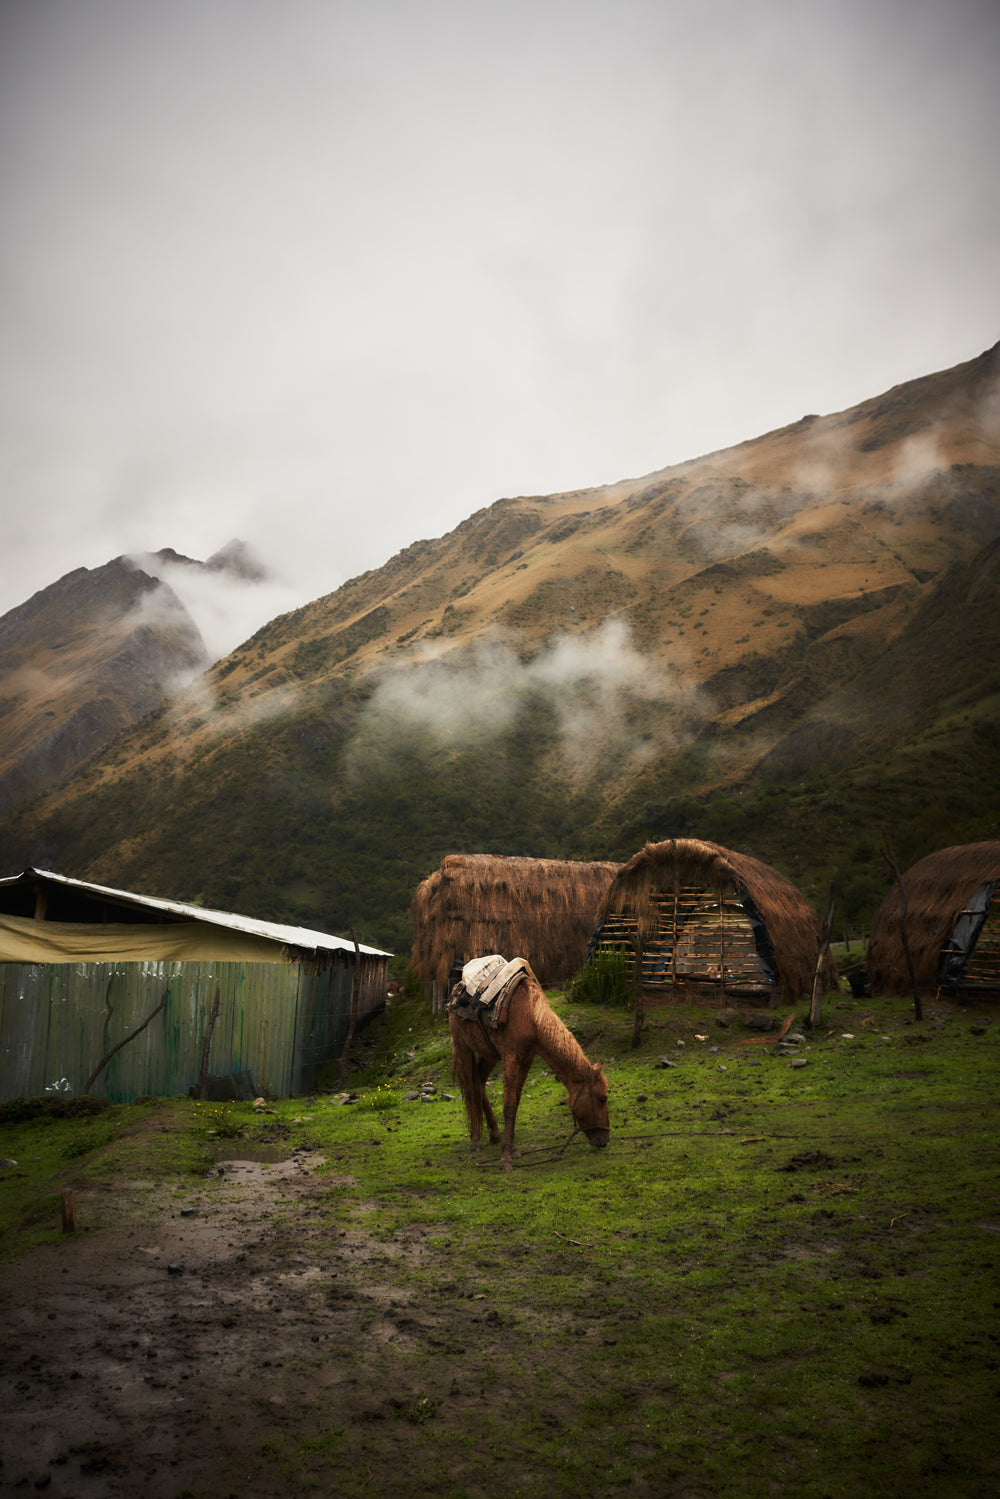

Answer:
[0,539,274,816]
[1,343,998,953]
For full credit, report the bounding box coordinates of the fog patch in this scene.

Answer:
[789,453,842,497]
[346,619,707,779]
[701,519,773,559]
[130,548,304,662]
[890,430,947,488]
[100,577,207,707]
[167,675,304,741]
[974,361,1000,443]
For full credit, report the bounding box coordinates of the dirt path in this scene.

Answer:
[0,1109,474,1499]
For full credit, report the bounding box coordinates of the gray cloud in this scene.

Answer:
[346,621,707,780]
[131,550,303,663]
[1,0,998,637]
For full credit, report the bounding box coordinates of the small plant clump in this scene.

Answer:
[193,1102,245,1138]
[566,947,632,1006]
[360,1084,401,1111]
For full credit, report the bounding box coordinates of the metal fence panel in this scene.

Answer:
[0,959,373,1102]
[1,954,389,1102]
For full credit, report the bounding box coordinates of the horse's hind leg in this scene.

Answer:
[466,1065,486,1152]
[478,1059,501,1144]
[452,1030,486,1152]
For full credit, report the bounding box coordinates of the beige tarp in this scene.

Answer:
[0,914,292,964]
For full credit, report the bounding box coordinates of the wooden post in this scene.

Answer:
[61,1187,75,1233]
[199,987,222,1101]
[808,885,837,1029]
[808,949,826,1029]
[670,887,679,990]
[881,835,922,1022]
[630,928,645,1050]
[339,933,362,1083]
[718,889,726,1004]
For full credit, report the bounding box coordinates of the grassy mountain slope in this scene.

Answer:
[2,343,998,955]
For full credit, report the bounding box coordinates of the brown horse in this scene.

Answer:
[448,965,610,1170]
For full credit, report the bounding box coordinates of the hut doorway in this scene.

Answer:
[940,880,1000,997]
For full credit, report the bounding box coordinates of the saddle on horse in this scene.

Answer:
[447,953,530,1028]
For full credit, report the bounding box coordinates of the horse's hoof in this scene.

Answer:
[501,1157,513,1172]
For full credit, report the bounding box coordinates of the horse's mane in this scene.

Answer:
[523,974,594,1079]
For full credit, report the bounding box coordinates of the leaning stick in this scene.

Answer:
[84,989,170,1095]
[735,1012,796,1046]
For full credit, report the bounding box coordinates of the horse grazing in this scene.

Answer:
[448,963,610,1170]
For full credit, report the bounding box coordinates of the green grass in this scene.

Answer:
[2,988,998,1497]
[0,1097,208,1255]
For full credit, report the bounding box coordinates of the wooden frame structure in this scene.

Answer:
[589,838,830,1004]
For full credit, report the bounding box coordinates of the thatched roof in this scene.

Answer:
[596,837,827,1000]
[867,841,1000,997]
[409,854,621,994]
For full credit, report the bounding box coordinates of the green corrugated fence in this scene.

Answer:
[0,952,387,1101]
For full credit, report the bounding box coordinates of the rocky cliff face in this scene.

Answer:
[0,556,209,814]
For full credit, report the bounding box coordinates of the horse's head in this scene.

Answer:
[571,1061,610,1149]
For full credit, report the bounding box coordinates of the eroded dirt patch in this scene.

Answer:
[0,1116,481,1498]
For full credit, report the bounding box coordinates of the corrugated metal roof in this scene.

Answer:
[0,867,391,958]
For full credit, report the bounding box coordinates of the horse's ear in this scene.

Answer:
[594,1060,605,1075]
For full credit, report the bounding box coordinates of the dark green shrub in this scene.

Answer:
[566,948,632,1007]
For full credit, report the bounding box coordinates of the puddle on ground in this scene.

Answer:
[209,1144,289,1164]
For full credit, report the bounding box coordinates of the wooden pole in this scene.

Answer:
[198,987,222,1101]
[630,928,645,1050]
[339,932,362,1082]
[671,887,679,989]
[808,885,837,1030]
[61,1187,75,1233]
[881,834,923,1022]
[718,889,726,1003]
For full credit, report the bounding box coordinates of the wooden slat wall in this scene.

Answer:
[594,885,771,996]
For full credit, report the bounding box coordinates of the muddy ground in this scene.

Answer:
[1,1108,530,1499]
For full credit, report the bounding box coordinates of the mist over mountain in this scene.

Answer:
[2,344,998,954]
[0,540,277,815]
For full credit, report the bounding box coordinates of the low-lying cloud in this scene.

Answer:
[132,549,304,663]
[347,620,706,779]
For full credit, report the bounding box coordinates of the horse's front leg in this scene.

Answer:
[500,1058,528,1171]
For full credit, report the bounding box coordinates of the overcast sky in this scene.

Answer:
[1,0,998,653]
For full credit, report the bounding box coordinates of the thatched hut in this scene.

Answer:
[409,854,621,1009]
[867,841,1000,1000]
[589,838,831,1005]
